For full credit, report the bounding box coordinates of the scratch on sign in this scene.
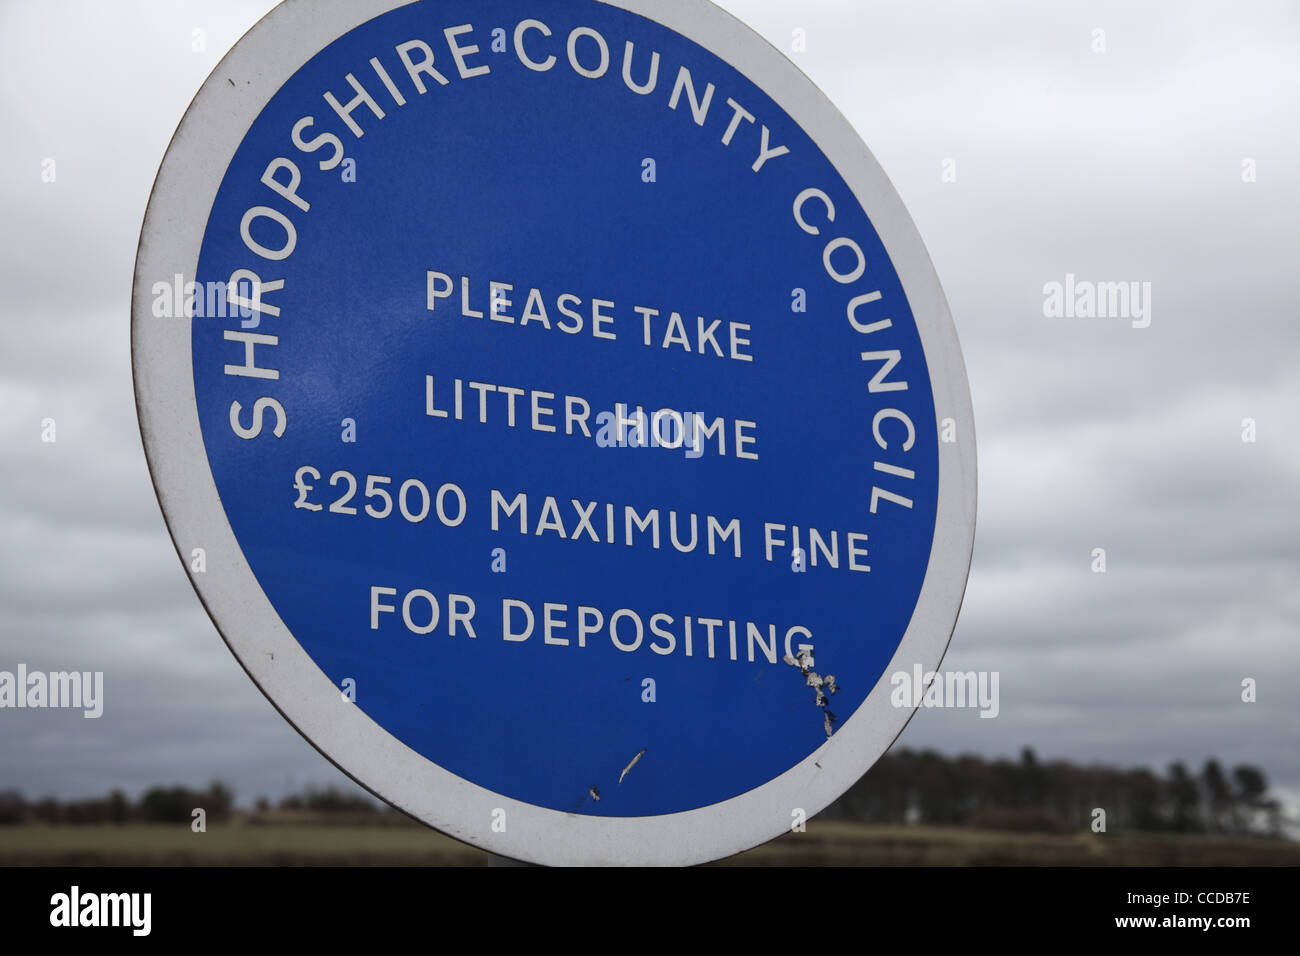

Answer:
[618,749,646,784]
[784,649,841,738]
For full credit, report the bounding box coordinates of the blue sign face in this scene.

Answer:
[188,0,940,818]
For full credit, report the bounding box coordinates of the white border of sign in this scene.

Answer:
[132,0,977,866]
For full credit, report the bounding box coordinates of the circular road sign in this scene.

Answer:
[132,0,977,866]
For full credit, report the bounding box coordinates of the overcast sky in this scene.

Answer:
[1,0,1296,816]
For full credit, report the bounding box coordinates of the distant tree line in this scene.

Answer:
[0,782,234,825]
[0,782,383,825]
[0,751,1287,837]
[822,748,1285,837]
[272,787,382,815]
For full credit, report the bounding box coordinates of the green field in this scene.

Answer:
[2,821,1296,866]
